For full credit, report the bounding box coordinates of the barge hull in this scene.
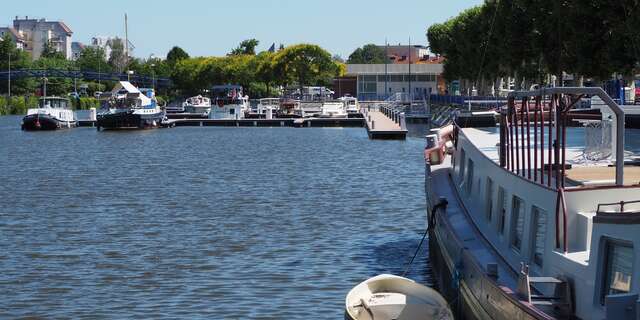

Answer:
[426,165,557,320]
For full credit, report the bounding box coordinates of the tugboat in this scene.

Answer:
[96,81,165,130]
[425,87,639,319]
[209,85,249,120]
[21,97,76,131]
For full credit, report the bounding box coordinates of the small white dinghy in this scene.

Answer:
[345,274,453,320]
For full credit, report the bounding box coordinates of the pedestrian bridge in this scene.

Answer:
[0,69,172,88]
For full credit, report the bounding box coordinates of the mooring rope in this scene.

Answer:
[402,198,448,277]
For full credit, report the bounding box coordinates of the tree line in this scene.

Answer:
[0,35,345,104]
[427,0,640,95]
[171,40,344,98]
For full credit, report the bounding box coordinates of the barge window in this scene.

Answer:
[485,178,494,221]
[510,196,525,251]
[602,240,633,303]
[531,206,547,267]
[497,187,506,235]
[465,159,474,195]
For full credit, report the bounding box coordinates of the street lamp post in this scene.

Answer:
[149,53,156,91]
[8,47,11,98]
[151,64,156,91]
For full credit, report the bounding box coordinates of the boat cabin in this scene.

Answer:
[209,85,248,120]
[38,97,70,109]
[341,96,360,113]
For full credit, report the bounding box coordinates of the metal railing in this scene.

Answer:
[597,200,640,214]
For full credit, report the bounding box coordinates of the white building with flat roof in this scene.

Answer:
[347,62,444,100]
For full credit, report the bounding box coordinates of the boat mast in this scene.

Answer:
[125,13,129,81]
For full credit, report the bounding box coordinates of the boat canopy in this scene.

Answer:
[106,81,152,106]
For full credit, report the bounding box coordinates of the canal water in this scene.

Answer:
[0,116,430,319]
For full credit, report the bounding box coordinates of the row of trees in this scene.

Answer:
[171,40,344,98]
[427,0,640,94]
[0,35,345,101]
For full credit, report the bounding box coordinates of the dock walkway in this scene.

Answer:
[362,106,407,140]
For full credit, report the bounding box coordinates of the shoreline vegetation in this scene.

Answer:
[0,36,349,115]
[427,0,640,95]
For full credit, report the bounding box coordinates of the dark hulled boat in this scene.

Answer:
[97,81,165,130]
[21,97,77,131]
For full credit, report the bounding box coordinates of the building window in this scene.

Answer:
[601,240,633,303]
[377,75,388,82]
[511,196,525,251]
[485,178,494,221]
[465,159,474,195]
[363,82,377,92]
[497,187,506,234]
[531,206,547,267]
[360,75,376,82]
[390,75,403,82]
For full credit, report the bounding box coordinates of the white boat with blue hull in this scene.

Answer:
[22,97,76,131]
[97,82,166,130]
[425,87,640,319]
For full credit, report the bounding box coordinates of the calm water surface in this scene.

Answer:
[0,115,430,319]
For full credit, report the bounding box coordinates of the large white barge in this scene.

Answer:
[426,87,639,320]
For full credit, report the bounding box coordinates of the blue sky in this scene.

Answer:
[2,0,482,59]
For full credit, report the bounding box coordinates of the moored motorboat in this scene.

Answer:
[209,85,249,120]
[340,96,360,114]
[319,100,348,118]
[96,82,166,130]
[21,97,76,131]
[256,98,280,118]
[183,95,211,115]
[345,274,453,320]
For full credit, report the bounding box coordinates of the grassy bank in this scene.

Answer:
[0,96,102,115]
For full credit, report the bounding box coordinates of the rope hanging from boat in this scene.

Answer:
[402,198,448,277]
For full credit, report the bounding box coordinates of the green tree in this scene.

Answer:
[230,39,260,55]
[166,46,190,66]
[32,56,74,96]
[273,44,340,90]
[0,34,33,95]
[108,37,128,73]
[41,40,66,60]
[76,46,110,73]
[347,44,387,64]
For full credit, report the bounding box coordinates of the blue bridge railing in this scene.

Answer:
[0,69,172,88]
